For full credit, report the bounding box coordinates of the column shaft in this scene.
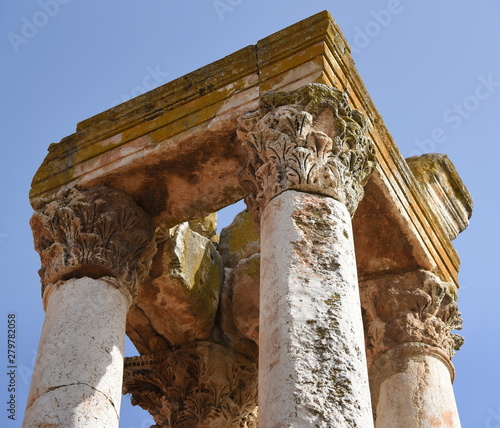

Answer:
[23,278,130,428]
[259,190,373,427]
[371,344,461,428]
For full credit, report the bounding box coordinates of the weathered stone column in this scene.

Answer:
[361,269,463,427]
[238,83,377,427]
[24,186,156,428]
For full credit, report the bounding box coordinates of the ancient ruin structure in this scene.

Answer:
[24,11,472,428]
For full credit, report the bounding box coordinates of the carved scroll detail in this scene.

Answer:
[237,83,377,220]
[30,185,156,299]
[360,269,463,365]
[123,342,258,428]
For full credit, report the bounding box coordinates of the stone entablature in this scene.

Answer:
[29,11,465,286]
[407,154,473,241]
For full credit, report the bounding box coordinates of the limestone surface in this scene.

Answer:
[371,344,461,428]
[23,278,129,428]
[128,221,223,350]
[24,10,474,428]
[123,341,258,427]
[360,269,462,365]
[258,190,374,427]
[217,209,260,360]
[218,209,260,268]
[231,253,260,344]
[407,153,473,241]
[30,185,156,301]
[238,83,377,220]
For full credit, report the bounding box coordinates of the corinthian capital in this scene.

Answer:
[237,83,377,220]
[360,269,463,364]
[30,185,156,299]
[123,342,258,427]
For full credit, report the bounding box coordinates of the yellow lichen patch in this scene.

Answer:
[237,252,260,279]
[188,212,218,240]
[133,221,223,346]
[121,78,251,143]
[150,101,226,143]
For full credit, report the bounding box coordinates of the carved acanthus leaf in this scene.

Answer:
[360,269,463,364]
[123,342,258,428]
[237,83,377,221]
[30,185,156,299]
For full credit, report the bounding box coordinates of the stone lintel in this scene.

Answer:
[29,10,467,285]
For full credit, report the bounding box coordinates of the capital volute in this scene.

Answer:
[237,83,377,221]
[30,185,156,301]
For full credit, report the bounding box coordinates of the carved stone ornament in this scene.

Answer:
[123,342,258,428]
[360,269,463,364]
[30,185,156,299]
[237,83,377,221]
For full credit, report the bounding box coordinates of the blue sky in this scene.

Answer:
[1,1,499,427]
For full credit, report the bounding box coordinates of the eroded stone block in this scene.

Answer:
[219,209,259,268]
[128,219,223,349]
[232,253,260,344]
[217,209,260,360]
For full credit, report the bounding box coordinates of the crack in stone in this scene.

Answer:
[45,382,119,420]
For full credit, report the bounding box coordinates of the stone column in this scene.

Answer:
[238,83,377,427]
[361,269,463,427]
[23,186,156,428]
